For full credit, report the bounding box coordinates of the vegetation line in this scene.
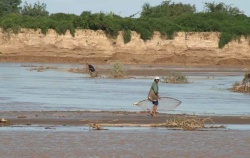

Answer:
[1,0,250,48]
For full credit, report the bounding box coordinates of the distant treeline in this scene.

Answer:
[0,0,250,48]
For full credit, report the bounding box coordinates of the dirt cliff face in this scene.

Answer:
[0,28,249,67]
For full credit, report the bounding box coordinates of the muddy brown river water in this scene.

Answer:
[1,126,250,158]
[1,63,250,158]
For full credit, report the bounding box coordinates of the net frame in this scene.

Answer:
[133,96,181,112]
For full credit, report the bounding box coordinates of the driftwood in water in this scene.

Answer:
[0,118,10,126]
[89,123,107,130]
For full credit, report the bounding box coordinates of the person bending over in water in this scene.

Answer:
[86,62,96,77]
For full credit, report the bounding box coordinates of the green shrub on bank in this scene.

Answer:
[54,21,75,36]
[219,32,236,48]
[1,14,22,33]
[0,13,76,36]
[123,29,131,44]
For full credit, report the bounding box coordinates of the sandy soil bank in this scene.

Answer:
[1,29,250,68]
[1,111,250,128]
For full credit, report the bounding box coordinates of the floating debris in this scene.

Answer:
[89,123,107,130]
[232,72,250,93]
[45,127,56,130]
[0,118,10,126]
[164,116,215,130]
[68,68,85,73]
[0,118,8,123]
[28,66,58,72]
[161,72,189,84]
[17,115,27,118]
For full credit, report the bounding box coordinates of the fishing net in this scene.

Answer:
[133,97,181,113]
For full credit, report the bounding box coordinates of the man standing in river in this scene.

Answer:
[148,76,160,117]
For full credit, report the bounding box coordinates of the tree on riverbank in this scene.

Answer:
[21,1,49,17]
[140,1,196,18]
[204,2,243,15]
[0,0,21,16]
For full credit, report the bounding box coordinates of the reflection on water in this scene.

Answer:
[0,63,249,115]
